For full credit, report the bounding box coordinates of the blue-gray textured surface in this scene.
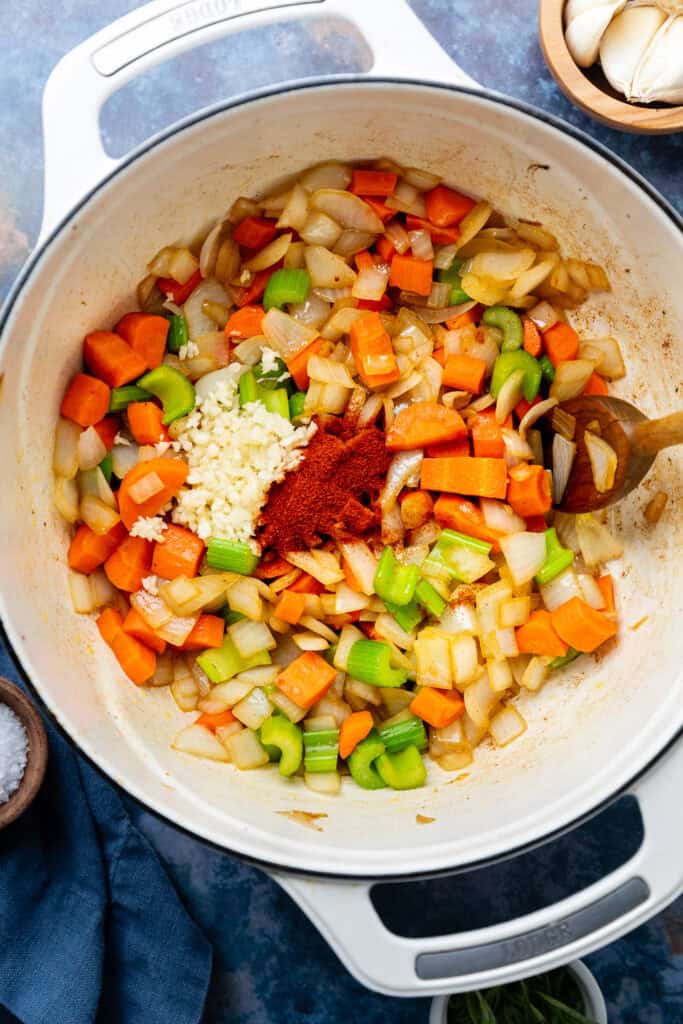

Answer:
[0,1,682,1021]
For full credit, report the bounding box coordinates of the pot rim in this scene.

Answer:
[1,76,681,881]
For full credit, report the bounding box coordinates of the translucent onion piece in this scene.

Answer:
[111,442,139,479]
[300,162,352,192]
[520,655,551,692]
[508,255,559,301]
[199,217,230,278]
[232,687,273,730]
[225,729,269,769]
[320,305,366,342]
[69,570,95,614]
[157,611,199,646]
[552,433,577,504]
[496,369,526,424]
[549,360,595,402]
[577,572,606,610]
[244,232,292,272]
[455,202,492,252]
[518,397,558,442]
[584,431,618,493]
[380,450,423,511]
[480,498,525,535]
[539,567,583,612]
[229,619,276,659]
[227,577,264,620]
[80,495,120,535]
[173,724,229,761]
[433,243,460,271]
[403,166,441,191]
[490,704,527,746]
[304,245,357,288]
[463,671,499,728]
[578,337,626,380]
[292,632,329,651]
[460,273,511,306]
[286,549,344,586]
[54,475,80,523]
[527,300,559,331]
[386,180,427,217]
[335,543,375,597]
[351,264,389,301]
[289,292,331,329]
[500,531,547,586]
[333,229,377,258]
[384,220,411,254]
[409,229,434,261]
[468,248,535,280]
[310,189,383,233]
[300,211,343,248]
[515,222,559,250]
[305,771,341,795]
[131,589,173,628]
[381,500,405,545]
[414,301,477,324]
[262,307,317,360]
[54,417,82,478]
[182,278,230,341]
[276,183,309,232]
[307,355,355,389]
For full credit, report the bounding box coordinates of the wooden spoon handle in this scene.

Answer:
[630,411,683,457]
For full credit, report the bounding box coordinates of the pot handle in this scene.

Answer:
[272,739,683,996]
[39,0,477,241]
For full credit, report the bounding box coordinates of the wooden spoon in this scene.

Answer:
[555,396,683,513]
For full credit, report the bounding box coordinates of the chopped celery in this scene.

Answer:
[376,745,427,790]
[347,732,386,789]
[166,313,188,354]
[374,547,420,607]
[137,365,195,424]
[483,306,523,352]
[260,715,303,776]
[109,384,152,413]
[378,715,428,754]
[347,640,408,688]
[385,599,423,633]
[490,351,542,402]
[437,260,469,305]
[538,354,555,383]
[535,528,574,585]
[415,578,446,617]
[207,538,259,575]
[263,268,310,311]
[239,369,259,406]
[260,388,290,420]
[223,608,246,625]
[289,391,307,420]
[422,529,494,584]
[550,647,580,670]
[99,453,113,484]
[197,635,270,683]
[254,355,291,391]
[303,728,339,773]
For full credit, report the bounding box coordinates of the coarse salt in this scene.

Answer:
[0,703,28,804]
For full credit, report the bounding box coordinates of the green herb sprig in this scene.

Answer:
[447,969,595,1024]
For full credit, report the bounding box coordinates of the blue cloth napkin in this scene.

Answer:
[0,652,212,1024]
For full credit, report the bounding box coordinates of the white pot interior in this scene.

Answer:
[1,82,681,876]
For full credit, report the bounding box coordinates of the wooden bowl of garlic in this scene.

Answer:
[539,0,683,133]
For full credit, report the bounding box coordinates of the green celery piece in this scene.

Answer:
[206,538,260,575]
[260,387,290,420]
[415,578,446,617]
[376,745,427,790]
[346,640,408,688]
[263,268,310,311]
[260,715,303,776]
[385,598,423,634]
[254,355,291,391]
[550,647,580,670]
[303,728,339,773]
[538,354,555,383]
[223,608,246,625]
[378,715,428,754]
[347,732,386,789]
[197,635,270,683]
[109,384,152,413]
[482,305,523,352]
[166,314,188,354]
[490,350,542,402]
[289,391,306,420]
[422,528,494,584]
[437,260,469,306]
[534,528,574,585]
[136,365,195,424]
[239,369,259,406]
[373,546,420,607]
[99,453,113,484]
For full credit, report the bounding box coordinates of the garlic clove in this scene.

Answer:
[632,14,683,103]
[599,5,668,99]
[565,0,627,67]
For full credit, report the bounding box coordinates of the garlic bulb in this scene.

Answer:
[565,0,627,67]
[634,14,683,102]
[599,4,667,95]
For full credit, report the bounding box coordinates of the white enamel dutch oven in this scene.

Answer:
[1,0,682,999]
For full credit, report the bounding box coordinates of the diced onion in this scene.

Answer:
[173,724,229,761]
[171,659,199,711]
[111,442,139,479]
[575,513,623,567]
[69,570,95,614]
[384,220,411,254]
[84,569,116,608]
[262,307,317,359]
[496,369,526,424]
[307,355,355,389]
[549,360,595,401]
[292,632,329,651]
[539,567,583,611]
[229,196,261,224]
[305,770,341,794]
[352,264,389,301]
[244,232,291,272]
[300,162,352,192]
[289,292,331,329]
[584,431,618,493]
[507,255,558,300]
[229,619,276,658]
[520,655,551,692]
[413,301,477,324]
[333,230,377,257]
[184,279,231,341]
[75,425,106,472]
[480,498,525,535]
[232,687,272,729]
[500,531,547,586]
[337,541,378,597]
[552,433,576,504]
[304,245,357,288]
[227,577,264,620]
[469,248,535,280]
[333,624,364,672]
[518,397,558,441]
[276,183,309,232]
[300,211,343,248]
[54,417,82,479]
[464,671,499,727]
[380,450,423,512]
[54,475,80,523]
[286,549,344,586]
[199,218,229,278]
[225,728,270,769]
[310,189,383,232]
[157,612,199,647]
[403,166,441,191]
[578,337,625,380]
[577,572,606,610]
[386,180,427,217]
[490,704,527,746]
[132,589,174,628]
[409,229,434,261]
[527,299,559,331]
[148,650,174,687]
[454,202,492,252]
[80,495,120,535]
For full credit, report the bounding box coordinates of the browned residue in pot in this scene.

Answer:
[416,814,435,825]
[276,810,328,832]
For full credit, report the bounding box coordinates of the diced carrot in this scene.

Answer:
[339,710,374,759]
[361,197,394,223]
[111,630,157,685]
[122,607,167,654]
[115,312,169,370]
[254,557,293,579]
[389,254,433,296]
[551,597,617,653]
[104,536,153,592]
[118,457,188,529]
[405,215,461,245]
[275,651,337,710]
[151,523,205,579]
[507,464,552,517]
[376,236,396,262]
[349,312,400,388]
[286,336,325,390]
[442,353,487,394]
[543,322,579,367]
[232,216,278,249]
[432,348,446,367]
[232,266,279,307]
[195,709,236,732]
[425,184,476,227]
[471,409,512,459]
[425,437,470,458]
[61,374,111,427]
[357,294,393,311]
[597,574,615,614]
[584,371,609,396]
[433,494,504,551]
[410,687,465,728]
[288,572,325,595]
[525,515,548,532]
[97,607,124,647]
[83,331,147,388]
[93,415,120,450]
[445,304,483,330]
[399,490,434,530]
[68,521,127,573]
[354,249,375,272]
[181,614,225,650]
[522,318,542,357]
[342,558,364,594]
[350,169,398,196]
[273,589,307,625]
[422,457,508,500]
[224,304,265,340]
[127,402,169,445]
[514,396,543,420]
[385,401,467,451]
[516,610,568,657]
[157,269,202,304]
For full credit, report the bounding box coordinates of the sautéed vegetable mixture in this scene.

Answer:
[54,159,626,795]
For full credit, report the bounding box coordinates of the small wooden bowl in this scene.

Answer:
[539,0,683,134]
[0,677,48,829]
